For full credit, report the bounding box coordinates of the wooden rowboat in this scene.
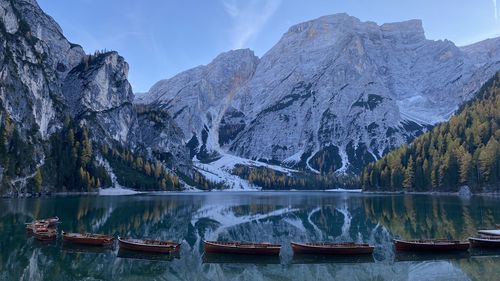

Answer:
[25,217,60,228]
[291,242,374,255]
[118,237,180,254]
[469,236,500,248]
[33,227,57,241]
[62,231,114,246]
[26,222,49,233]
[203,240,281,255]
[394,239,470,252]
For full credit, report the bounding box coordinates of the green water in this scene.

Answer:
[1,192,500,281]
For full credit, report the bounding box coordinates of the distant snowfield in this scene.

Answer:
[325,188,363,193]
[98,154,362,193]
[193,153,298,191]
[99,186,142,196]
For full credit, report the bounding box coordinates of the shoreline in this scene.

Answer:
[2,188,500,198]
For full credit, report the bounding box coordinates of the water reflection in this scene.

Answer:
[1,193,500,280]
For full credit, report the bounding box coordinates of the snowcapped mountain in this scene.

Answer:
[2,1,500,192]
[144,14,500,174]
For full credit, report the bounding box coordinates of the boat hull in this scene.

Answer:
[62,232,114,246]
[33,230,57,241]
[394,240,470,252]
[291,242,374,255]
[469,237,500,249]
[118,237,180,254]
[203,241,281,255]
[477,230,500,236]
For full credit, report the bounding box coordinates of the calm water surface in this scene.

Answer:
[1,192,500,281]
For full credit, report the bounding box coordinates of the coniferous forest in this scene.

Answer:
[362,72,500,192]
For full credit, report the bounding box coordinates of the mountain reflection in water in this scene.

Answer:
[1,192,499,280]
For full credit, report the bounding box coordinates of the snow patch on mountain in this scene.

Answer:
[193,153,297,190]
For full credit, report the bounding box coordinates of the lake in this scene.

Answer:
[1,192,499,281]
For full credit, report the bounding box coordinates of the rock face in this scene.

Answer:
[145,49,259,159]
[0,0,189,192]
[62,51,136,144]
[0,0,84,139]
[145,14,500,174]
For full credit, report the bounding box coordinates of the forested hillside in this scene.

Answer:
[362,72,500,192]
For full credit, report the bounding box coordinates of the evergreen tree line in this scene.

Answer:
[0,110,37,193]
[101,144,180,191]
[232,164,359,190]
[362,72,500,191]
[43,117,111,192]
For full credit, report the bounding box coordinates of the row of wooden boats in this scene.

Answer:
[25,218,500,257]
[204,241,375,256]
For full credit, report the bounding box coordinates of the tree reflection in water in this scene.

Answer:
[0,193,499,280]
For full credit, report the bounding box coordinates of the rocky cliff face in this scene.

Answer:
[145,14,500,174]
[62,51,136,144]
[144,49,259,160]
[0,0,189,193]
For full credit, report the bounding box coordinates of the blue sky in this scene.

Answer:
[38,0,500,93]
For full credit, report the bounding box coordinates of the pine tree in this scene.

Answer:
[403,156,415,189]
[459,150,473,185]
[33,168,43,193]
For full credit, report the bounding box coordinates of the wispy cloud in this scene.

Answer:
[494,0,498,20]
[222,0,281,49]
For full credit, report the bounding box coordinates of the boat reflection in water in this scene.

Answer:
[291,254,375,264]
[395,251,471,262]
[3,193,500,280]
[61,243,114,255]
[117,248,180,262]
[203,253,281,265]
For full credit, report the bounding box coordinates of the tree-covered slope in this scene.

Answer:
[362,72,500,192]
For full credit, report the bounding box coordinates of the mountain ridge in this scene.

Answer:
[143,13,500,176]
[1,3,500,193]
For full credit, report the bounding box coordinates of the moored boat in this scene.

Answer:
[291,242,374,255]
[469,236,500,248]
[25,216,60,228]
[394,239,470,252]
[203,240,281,255]
[33,227,57,241]
[118,237,180,254]
[62,231,114,246]
[477,229,500,236]
[26,222,49,233]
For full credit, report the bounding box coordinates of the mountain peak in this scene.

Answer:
[283,13,425,43]
[381,19,425,42]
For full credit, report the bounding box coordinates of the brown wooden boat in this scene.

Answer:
[62,231,114,246]
[291,242,374,255]
[469,236,500,248]
[26,222,50,233]
[26,217,59,229]
[118,237,180,254]
[394,239,470,252]
[33,227,57,241]
[203,240,281,255]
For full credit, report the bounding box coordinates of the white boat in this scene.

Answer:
[477,229,500,236]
